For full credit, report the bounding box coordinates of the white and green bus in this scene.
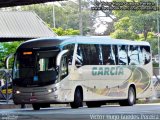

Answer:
[12,36,153,110]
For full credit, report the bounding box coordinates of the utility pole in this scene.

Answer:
[53,3,56,28]
[78,0,83,35]
[157,0,160,74]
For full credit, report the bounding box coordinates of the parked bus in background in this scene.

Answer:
[11,36,153,110]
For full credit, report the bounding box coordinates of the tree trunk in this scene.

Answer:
[144,31,148,41]
[143,24,149,41]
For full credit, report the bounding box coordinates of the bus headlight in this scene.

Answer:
[48,87,57,93]
[16,90,21,94]
[48,89,52,93]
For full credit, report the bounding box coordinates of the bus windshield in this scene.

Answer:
[13,49,59,87]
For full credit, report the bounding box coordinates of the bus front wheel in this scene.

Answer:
[119,87,136,106]
[70,88,83,109]
[32,104,40,110]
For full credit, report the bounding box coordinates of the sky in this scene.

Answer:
[92,0,114,34]
[94,11,113,34]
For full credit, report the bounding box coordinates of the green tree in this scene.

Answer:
[52,27,79,36]
[130,12,159,40]
[110,17,139,39]
[111,30,139,40]
[21,1,91,35]
[0,42,21,68]
[111,0,160,40]
[138,32,158,55]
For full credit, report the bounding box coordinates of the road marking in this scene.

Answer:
[136,103,160,106]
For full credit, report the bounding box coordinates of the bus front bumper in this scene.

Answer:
[12,86,64,104]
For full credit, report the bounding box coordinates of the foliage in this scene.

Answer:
[136,32,158,56]
[146,39,158,55]
[21,1,91,35]
[114,17,130,31]
[153,62,159,67]
[138,32,156,41]
[111,0,160,41]
[111,17,139,40]
[137,32,158,55]
[111,30,139,40]
[52,27,80,36]
[0,42,21,68]
[110,0,160,55]
[130,12,158,40]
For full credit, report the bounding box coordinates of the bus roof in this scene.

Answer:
[59,36,150,46]
[17,36,150,50]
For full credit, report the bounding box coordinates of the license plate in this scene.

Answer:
[30,98,37,102]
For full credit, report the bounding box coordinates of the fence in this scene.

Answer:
[153,67,160,76]
[0,69,12,103]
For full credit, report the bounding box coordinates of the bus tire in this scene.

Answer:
[70,88,83,109]
[119,87,136,106]
[86,101,101,108]
[32,104,40,110]
[21,104,26,109]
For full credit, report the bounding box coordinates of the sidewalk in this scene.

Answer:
[0,100,22,109]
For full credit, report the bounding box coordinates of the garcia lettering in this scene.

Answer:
[92,67,124,76]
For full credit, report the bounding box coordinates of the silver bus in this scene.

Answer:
[12,36,153,110]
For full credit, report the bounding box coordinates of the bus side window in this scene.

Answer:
[128,45,139,65]
[118,45,128,65]
[60,55,68,80]
[76,45,84,67]
[139,46,151,65]
[63,44,75,65]
[139,46,144,65]
[144,46,151,64]
[77,44,100,65]
[101,45,115,65]
[90,44,100,65]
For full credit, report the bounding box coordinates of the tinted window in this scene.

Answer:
[63,44,75,64]
[38,57,56,72]
[77,44,89,65]
[13,50,59,87]
[101,45,115,65]
[76,44,100,65]
[60,56,68,80]
[139,46,151,65]
[128,45,139,65]
[118,45,128,65]
[90,44,100,65]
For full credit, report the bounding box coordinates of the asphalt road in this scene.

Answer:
[0,104,160,120]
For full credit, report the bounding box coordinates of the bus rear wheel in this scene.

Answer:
[119,87,136,106]
[32,104,40,110]
[70,88,83,109]
[86,101,101,108]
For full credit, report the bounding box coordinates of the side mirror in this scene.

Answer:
[56,50,68,66]
[5,54,14,69]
